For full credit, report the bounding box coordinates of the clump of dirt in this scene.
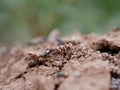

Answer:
[0,29,120,90]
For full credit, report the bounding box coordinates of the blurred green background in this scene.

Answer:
[0,0,120,45]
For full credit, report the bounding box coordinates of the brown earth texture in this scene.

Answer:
[0,29,120,90]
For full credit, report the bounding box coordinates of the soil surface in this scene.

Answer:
[0,29,120,90]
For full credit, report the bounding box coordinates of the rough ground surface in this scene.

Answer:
[0,29,120,90]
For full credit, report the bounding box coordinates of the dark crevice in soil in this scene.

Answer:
[97,45,119,55]
[59,63,64,71]
[54,84,60,90]
[111,72,120,79]
[28,60,44,68]
[14,71,27,80]
[2,71,27,87]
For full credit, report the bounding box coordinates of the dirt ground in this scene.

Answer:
[0,29,120,90]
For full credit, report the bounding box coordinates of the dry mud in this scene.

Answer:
[0,29,120,90]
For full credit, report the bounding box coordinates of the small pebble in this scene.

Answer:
[73,71,81,77]
[57,72,65,78]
